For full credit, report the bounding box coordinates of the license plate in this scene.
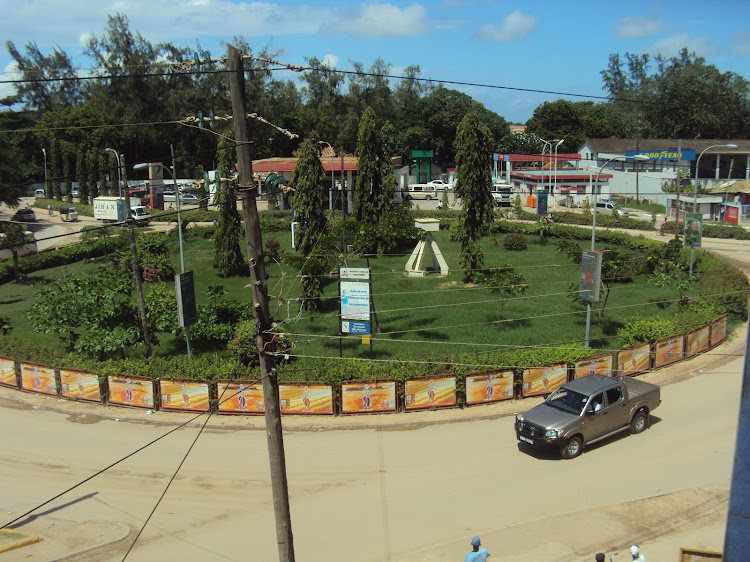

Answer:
[519,436,533,444]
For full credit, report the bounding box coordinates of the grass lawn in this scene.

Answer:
[0,226,694,369]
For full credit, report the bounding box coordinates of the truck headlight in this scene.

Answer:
[544,428,562,439]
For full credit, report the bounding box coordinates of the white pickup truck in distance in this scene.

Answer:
[514,374,661,459]
[491,182,513,206]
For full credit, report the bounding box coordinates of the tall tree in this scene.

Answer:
[525,100,612,153]
[213,136,245,277]
[454,112,495,280]
[352,107,381,222]
[290,138,327,255]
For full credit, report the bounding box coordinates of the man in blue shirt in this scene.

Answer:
[465,536,491,561]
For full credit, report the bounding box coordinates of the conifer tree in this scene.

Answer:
[352,107,380,222]
[291,138,327,255]
[213,137,246,277]
[454,112,494,280]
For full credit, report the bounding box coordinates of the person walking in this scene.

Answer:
[630,544,645,561]
[465,536,491,561]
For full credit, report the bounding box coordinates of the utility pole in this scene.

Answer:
[227,44,295,562]
[674,139,682,240]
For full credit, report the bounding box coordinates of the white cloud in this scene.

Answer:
[476,10,536,42]
[0,61,20,101]
[79,33,94,48]
[646,34,717,58]
[322,54,339,68]
[730,30,750,57]
[325,3,428,37]
[615,16,662,39]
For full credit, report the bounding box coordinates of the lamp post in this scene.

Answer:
[553,139,564,210]
[42,148,48,198]
[134,145,191,359]
[540,138,552,195]
[105,148,122,197]
[585,153,649,347]
[690,143,737,276]
[318,141,335,216]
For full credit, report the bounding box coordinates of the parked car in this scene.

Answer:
[34,188,46,199]
[427,179,451,189]
[179,194,199,204]
[595,200,629,216]
[59,206,79,222]
[12,208,36,222]
[163,191,176,202]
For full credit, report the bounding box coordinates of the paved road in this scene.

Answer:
[0,197,747,561]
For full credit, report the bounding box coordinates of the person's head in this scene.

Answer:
[630,545,640,558]
[595,554,605,562]
[471,536,481,551]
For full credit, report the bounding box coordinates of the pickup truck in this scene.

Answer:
[491,183,513,206]
[514,374,660,459]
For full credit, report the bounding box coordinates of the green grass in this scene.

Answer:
[0,227,696,369]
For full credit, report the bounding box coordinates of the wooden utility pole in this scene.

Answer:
[227,44,295,562]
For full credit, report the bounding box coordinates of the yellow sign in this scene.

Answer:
[522,364,567,397]
[60,369,101,402]
[107,376,155,408]
[20,363,57,396]
[574,355,613,379]
[216,382,264,414]
[686,325,710,358]
[0,356,16,388]
[710,315,727,348]
[465,371,514,405]
[362,335,371,344]
[341,381,397,413]
[654,335,684,368]
[404,376,456,410]
[159,379,210,412]
[616,343,651,376]
[279,384,334,414]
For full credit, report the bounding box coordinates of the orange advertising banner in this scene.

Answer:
[159,379,210,412]
[60,369,101,402]
[0,356,17,388]
[616,343,651,376]
[20,363,57,396]
[341,381,397,414]
[216,382,264,414]
[574,355,614,379]
[465,371,514,405]
[710,315,728,348]
[107,375,155,409]
[686,325,710,358]
[654,335,685,368]
[279,383,334,414]
[404,376,457,410]
[522,363,567,397]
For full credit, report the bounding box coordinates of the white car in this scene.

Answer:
[427,179,450,189]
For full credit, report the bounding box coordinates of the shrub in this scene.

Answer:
[265,237,283,261]
[698,266,749,318]
[503,232,527,251]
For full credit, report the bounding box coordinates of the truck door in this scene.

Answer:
[582,392,609,441]
[604,385,629,428]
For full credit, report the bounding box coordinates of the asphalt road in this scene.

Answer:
[0,196,747,561]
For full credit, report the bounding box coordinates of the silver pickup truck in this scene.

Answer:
[514,374,661,459]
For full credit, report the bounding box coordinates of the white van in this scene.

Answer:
[405,184,439,200]
[35,188,46,199]
[0,230,38,261]
[130,206,151,226]
[595,200,629,216]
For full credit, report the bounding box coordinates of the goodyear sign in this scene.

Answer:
[626,148,696,161]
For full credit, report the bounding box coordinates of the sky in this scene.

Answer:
[1,0,749,124]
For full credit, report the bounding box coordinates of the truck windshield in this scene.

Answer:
[545,387,588,415]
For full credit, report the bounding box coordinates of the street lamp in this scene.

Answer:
[585,153,649,347]
[690,143,737,275]
[42,148,47,198]
[540,138,552,194]
[104,148,122,197]
[134,145,191,359]
[553,139,564,210]
[318,141,335,216]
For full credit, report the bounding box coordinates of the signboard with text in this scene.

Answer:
[626,148,696,161]
[340,268,371,335]
[580,251,603,302]
[684,213,703,248]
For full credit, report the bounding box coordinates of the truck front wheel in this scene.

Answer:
[560,435,583,459]
[630,409,648,434]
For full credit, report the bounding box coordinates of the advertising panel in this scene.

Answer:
[107,375,155,409]
[683,213,702,248]
[60,369,101,402]
[710,315,728,348]
[279,383,334,415]
[216,382,264,414]
[616,343,651,376]
[626,148,696,161]
[522,363,567,397]
[404,376,457,410]
[20,363,57,396]
[580,251,603,302]
[0,356,17,388]
[159,379,210,412]
[341,381,397,414]
[686,325,710,358]
[654,335,685,368]
[574,355,614,379]
[340,280,371,321]
[465,371,514,405]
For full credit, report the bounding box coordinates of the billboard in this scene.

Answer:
[0,356,17,388]
[654,335,685,368]
[341,381,397,414]
[616,343,651,376]
[216,382,265,414]
[404,376,457,410]
[279,383,334,414]
[710,315,728,348]
[60,369,101,402]
[522,363,567,397]
[574,354,614,379]
[465,371,514,405]
[107,375,155,409]
[683,213,702,248]
[20,363,57,396]
[159,379,210,412]
[686,325,710,358]
[580,251,603,302]
[626,148,696,161]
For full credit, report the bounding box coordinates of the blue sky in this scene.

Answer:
[1,0,749,124]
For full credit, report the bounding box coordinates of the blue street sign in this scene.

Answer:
[626,148,696,161]
[342,321,371,335]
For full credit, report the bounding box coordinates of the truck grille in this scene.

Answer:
[519,421,544,437]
